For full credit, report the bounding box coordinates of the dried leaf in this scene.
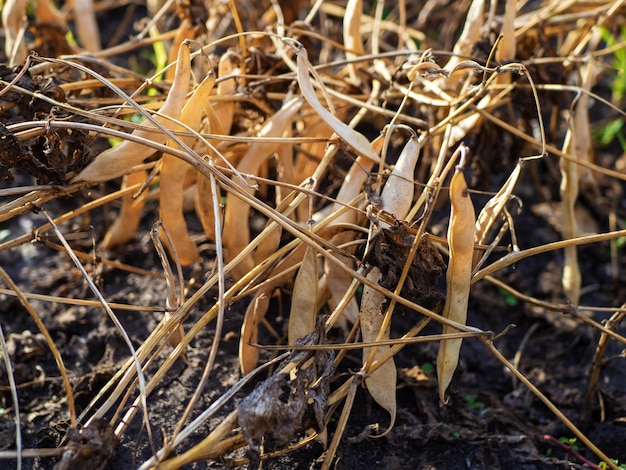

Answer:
[54,418,118,470]
[238,320,334,468]
[437,148,476,404]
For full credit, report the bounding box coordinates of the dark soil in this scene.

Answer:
[1,157,625,470]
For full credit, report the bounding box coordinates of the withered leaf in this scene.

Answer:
[0,121,46,182]
[237,319,334,468]
[53,418,119,470]
[364,222,446,311]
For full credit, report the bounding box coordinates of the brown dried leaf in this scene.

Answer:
[238,320,334,468]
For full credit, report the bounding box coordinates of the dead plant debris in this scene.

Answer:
[0,0,625,469]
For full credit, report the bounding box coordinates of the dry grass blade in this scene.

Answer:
[437,145,475,404]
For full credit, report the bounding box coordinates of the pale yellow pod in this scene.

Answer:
[360,137,421,427]
[324,154,377,325]
[223,96,302,280]
[379,137,421,223]
[437,159,476,404]
[473,161,521,268]
[239,292,269,375]
[210,53,238,136]
[2,0,29,65]
[101,170,148,249]
[160,73,216,265]
[292,41,380,163]
[360,268,397,429]
[74,41,192,183]
[343,0,364,84]
[73,0,101,51]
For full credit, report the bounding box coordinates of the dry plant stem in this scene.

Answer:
[484,276,626,345]
[151,223,185,350]
[38,210,153,440]
[321,376,359,470]
[584,306,626,427]
[0,449,63,460]
[258,331,490,353]
[0,287,160,312]
[481,338,620,470]
[473,228,626,283]
[0,322,22,470]
[168,170,227,451]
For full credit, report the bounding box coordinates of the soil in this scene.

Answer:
[1,1,626,469]
[1,157,625,470]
